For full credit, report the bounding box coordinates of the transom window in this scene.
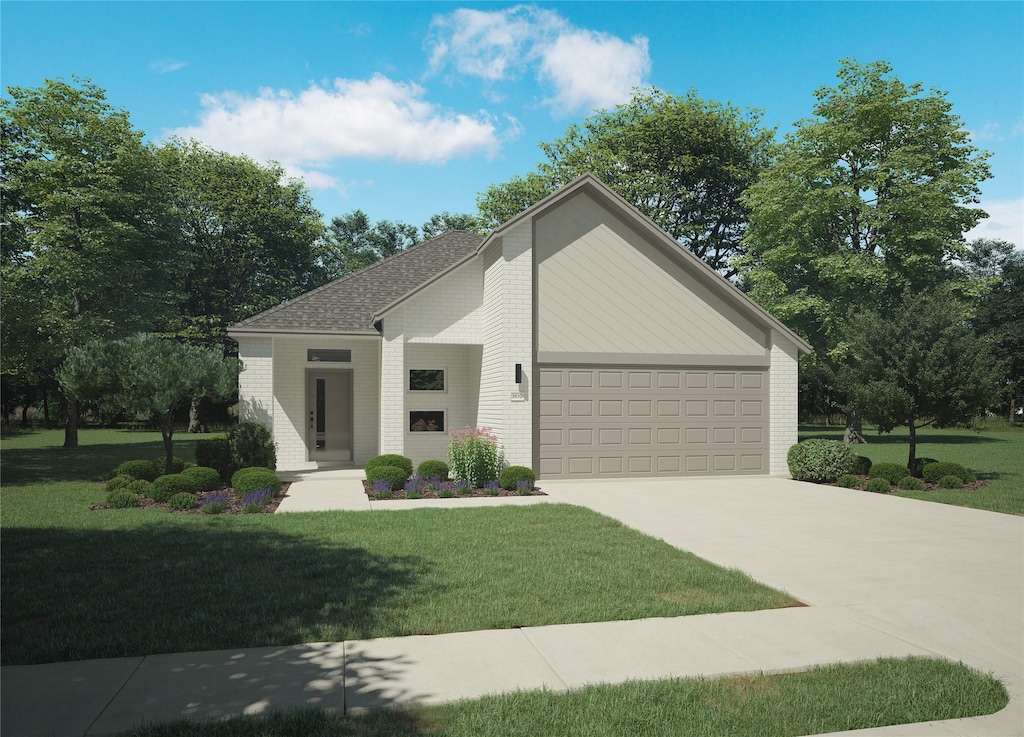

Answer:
[409,368,445,392]
[308,349,351,362]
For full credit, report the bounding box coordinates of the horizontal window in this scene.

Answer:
[308,349,351,362]
[409,368,445,392]
[409,410,445,433]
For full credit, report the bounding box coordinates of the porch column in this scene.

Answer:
[380,314,405,455]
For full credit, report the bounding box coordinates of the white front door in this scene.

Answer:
[306,370,353,462]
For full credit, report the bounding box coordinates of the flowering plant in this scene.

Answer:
[448,426,505,488]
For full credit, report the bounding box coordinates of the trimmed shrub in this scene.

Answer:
[168,492,199,510]
[126,479,152,497]
[106,489,141,508]
[897,476,925,491]
[105,474,135,493]
[241,488,273,513]
[230,467,282,496]
[868,462,909,486]
[153,456,187,476]
[114,459,160,482]
[909,457,939,479]
[366,454,414,477]
[417,459,449,480]
[938,474,965,489]
[150,474,200,502]
[181,466,221,492]
[865,477,892,493]
[786,440,856,483]
[366,464,408,491]
[922,462,975,485]
[837,474,862,489]
[196,436,234,480]
[228,421,276,470]
[850,455,872,476]
[499,465,536,491]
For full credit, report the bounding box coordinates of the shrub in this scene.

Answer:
[483,479,501,496]
[405,474,425,496]
[922,462,975,485]
[786,440,856,483]
[897,476,925,491]
[153,456,187,475]
[837,474,862,489]
[417,459,449,480]
[850,455,872,476]
[449,426,505,487]
[168,492,199,511]
[909,456,939,478]
[366,464,408,491]
[404,487,421,500]
[370,480,392,499]
[499,465,536,491]
[938,474,965,489]
[228,421,277,470]
[865,477,892,493]
[200,490,230,514]
[126,479,152,497]
[106,489,141,508]
[241,488,273,513]
[366,454,414,477]
[196,436,234,480]
[230,467,282,496]
[114,459,160,482]
[105,474,135,493]
[868,462,909,486]
[455,478,473,496]
[181,466,221,492]
[150,474,200,502]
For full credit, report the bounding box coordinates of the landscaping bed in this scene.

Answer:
[361,479,545,501]
[91,483,290,514]
[832,476,988,494]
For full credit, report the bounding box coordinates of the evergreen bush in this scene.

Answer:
[168,492,199,510]
[114,459,160,482]
[897,476,925,491]
[868,462,909,485]
[837,474,862,489]
[938,474,965,489]
[181,466,221,492]
[366,464,408,491]
[417,459,449,480]
[922,462,975,485]
[366,454,414,477]
[195,436,234,480]
[230,467,282,496]
[786,440,856,482]
[865,477,892,493]
[499,466,536,491]
[106,489,141,508]
[150,473,199,502]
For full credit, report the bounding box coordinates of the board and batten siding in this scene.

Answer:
[535,192,767,359]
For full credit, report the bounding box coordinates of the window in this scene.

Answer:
[409,368,445,392]
[409,410,445,432]
[307,349,351,362]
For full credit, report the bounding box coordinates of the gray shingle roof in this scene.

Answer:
[230,230,483,335]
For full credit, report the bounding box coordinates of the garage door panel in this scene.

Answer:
[539,366,768,479]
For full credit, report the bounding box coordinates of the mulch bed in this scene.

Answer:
[91,483,291,514]
[832,476,987,493]
[362,479,546,501]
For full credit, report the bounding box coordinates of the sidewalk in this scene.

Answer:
[3,475,1021,736]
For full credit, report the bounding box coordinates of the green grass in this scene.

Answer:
[120,657,1008,737]
[799,424,1024,515]
[1,430,798,665]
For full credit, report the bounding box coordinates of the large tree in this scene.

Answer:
[970,247,1024,421]
[739,59,991,432]
[58,334,241,474]
[843,292,1000,469]
[477,88,775,276]
[319,210,420,281]
[1,78,176,446]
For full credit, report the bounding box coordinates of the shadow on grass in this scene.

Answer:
[1,522,433,666]
[798,427,1003,446]
[1,438,208,485]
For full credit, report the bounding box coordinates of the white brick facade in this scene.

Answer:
[237,338,273,427]
[380,316,405,455]
[498,222,534,467]
[769,331,800,476]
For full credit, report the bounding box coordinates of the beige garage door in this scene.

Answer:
[538,367,769,478]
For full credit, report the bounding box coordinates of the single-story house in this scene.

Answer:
[228,173,811,478]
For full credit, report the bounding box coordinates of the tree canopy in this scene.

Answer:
[477,88,775,276]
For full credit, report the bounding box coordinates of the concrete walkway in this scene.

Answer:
[3,476,1021,736]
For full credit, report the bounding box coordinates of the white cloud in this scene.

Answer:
[149,58,187,74]
[970,119,1024,142]
[967,198,1024,249]
[428,6,650,115]
[169,75,505,189]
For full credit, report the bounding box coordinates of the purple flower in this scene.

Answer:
[241,488,272,507]
[516,479,533,493]
[405,474,423,493]
[200,490,230,508]
[371,480,392,494]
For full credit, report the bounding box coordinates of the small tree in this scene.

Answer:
[842,292,1000,469]
[58,334,241,474]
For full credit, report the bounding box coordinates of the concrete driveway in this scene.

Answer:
[543,475,1024,735]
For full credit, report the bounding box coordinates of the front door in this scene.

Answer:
[306,370,353,462]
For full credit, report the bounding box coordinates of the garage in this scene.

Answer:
[538,366,769,478]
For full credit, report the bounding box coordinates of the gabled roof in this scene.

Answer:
[229,230,483,335]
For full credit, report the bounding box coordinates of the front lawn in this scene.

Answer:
[799,424,1024,515]
[1,430,798,666]
[122,657,1008,737]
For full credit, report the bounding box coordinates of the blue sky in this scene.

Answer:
[3,1,1022,246]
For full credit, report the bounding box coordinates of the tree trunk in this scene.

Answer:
[843,410,866,444]
[907,417,917,470]
[161,414,175,475]
[63,395,79,449]
[43,391,50,424]
[187,396,202,433]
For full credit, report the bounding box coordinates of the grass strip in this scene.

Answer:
[121,657,1009,737]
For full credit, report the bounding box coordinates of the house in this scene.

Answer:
[228,174,811,478]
